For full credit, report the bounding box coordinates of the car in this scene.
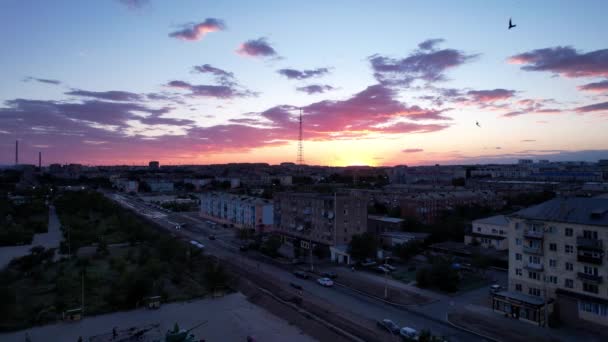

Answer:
[400,327,419,340]
[209,235,216,240]
[316,277,334,287]
[293,270,310,279]
[383,264,397,272]
[321,271,338,279]
[289,282,303,290]
[374,265,390,274]
[376,319,400,335]
[490,284,502,294]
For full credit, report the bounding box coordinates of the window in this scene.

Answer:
[528,287,541,297]
[584,266,599,276]
[515,284,522,291]
[565,245,574,254]
[528,271,540,280]
[565,228,573,237]
[566,262,573,271]
[565,279,574,288]
[499,230,505,235]
[516,238,522,246]
[547,275,558,284]
[583,283,599,294]
[477,227,481,232]
[548,226,556,234]
[516,268,522,276]
[583,230,598,239]
[549,243,557,251]
[549,259,557,267]
[515,253,522,261]
[579,301,608,317]
[529,255,540,264]
[515,223,520,230]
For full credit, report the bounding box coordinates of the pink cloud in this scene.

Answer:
[236,38,277,58]
[402,148,424,153]
[575,101,608,113]
[169,19,226,41]
[578,80,608,93]
[508,46,608,78]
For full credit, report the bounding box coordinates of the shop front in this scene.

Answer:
[492,291,552,326]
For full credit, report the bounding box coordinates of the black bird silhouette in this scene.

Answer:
[508,18,517,30]
[476,121,481,128]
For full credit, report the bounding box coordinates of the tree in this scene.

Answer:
[416,267,431,288]
[348,232,378,261]
[260,235,282,258]
[393,241,422,262]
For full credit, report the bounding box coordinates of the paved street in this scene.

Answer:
[0,204,62,269]
[107,192,489,342]
[0,292,315,342]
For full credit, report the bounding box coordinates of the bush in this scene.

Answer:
[416,267,432,288]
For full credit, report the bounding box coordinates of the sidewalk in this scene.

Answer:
[448,304,605,342]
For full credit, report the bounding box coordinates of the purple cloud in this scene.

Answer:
[167,80,254,99]
[66,89,143,102]
[418,39,445,51]
[509,46,608,78]
[402,148,424,153]
[578,80,608,93]
[23,77,61,85]
[277,67,330,80]
[236,38,277,58]
[369,39,477,86]
[296,84,334,94]
[466,89,516,103]
[192,64,236,86]
[169,18,226,41]
[575,101,608,113]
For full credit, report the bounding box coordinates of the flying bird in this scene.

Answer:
[476,121,481,128]
[508,18,517,30]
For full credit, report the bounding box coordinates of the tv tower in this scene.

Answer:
[297,108,304,165]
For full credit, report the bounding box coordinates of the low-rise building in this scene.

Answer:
[367,215,404,234]
[465,215,509,250]
[494,197,608,329]
[200,192,273,232]
[380,231,429,247]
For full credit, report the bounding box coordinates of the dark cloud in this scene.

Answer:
[192,64,237,87]
[501,98,562,118]
[65,89,143,102]
[118,0,149,9]
[509,46,608,78]
[236,38,277,58]
[166,80,255,99]
[466,89,516,103]
[369,40,477,86]
[277,67,330,80]
[575,101,608,113]
[578,80,608,93]
[402,148,424,153]
[418,39,445,51]
[296,84,334,94]
[23,77,61,85]
[169,18,226,41]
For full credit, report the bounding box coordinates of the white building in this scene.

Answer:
[465,215,509,250]
[200,192,273,232]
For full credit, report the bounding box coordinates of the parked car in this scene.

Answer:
[383,264,397,272]
[490,284,502,294]
[321,271,338,279]
[374,265,390,274]
[360,258,377,267]
[316,277,334,287]
[293,270,310,279]
[376,319,400,335]
[290,282,303,290]
[400,327,419,340]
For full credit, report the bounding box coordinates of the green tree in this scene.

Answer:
[260,235,282,258]
[348,232,378,261]
[393,241,422,262]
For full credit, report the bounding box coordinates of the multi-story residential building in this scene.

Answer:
[273,193,367,255]
[465,215,509,250]
[493,198,608,329]
[199,192,273,232]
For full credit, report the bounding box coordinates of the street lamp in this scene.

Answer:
[384,256,389,299]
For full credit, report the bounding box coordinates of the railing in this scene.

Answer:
[523,245,543,255]
[577,254,603,265]
[525,263,544,271]
[577,237,603,250]
[577,272,603,284]
[524,230,544,239]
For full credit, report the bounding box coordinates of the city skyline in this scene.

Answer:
[1,0,608,166]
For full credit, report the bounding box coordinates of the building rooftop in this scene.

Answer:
[512,197,608,227]
[380,231,430,239]
[494,291,546,306]
[473,215,508,226]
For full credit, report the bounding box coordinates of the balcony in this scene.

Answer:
[524,230,544,239]
[577,272,603,284]
[524,263,544,271]
[577,254,603,265]
[577,237,603,251]
[523,246,543,255]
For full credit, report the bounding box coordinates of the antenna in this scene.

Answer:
[297,108,304,165]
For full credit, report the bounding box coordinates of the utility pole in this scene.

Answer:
[384,257,389,299]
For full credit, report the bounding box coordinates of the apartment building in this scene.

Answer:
[493,198,608,329]
[465,215,509,250]
[199,192,273,232]
[273,193,367,250]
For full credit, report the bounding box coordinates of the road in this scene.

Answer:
[107,192,489,342]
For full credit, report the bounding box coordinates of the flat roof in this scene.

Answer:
[473,215,508,226]
[368,215,404,223]
[494,291,546,306]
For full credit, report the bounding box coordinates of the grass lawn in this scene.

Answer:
[458,273,489,292]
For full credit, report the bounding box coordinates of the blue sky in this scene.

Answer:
[1,0,607,166]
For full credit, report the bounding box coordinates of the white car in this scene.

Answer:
[317,277,334,287]
[400,327,419,340]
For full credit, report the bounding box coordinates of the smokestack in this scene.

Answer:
[39,151,42,169]
[15,140,18,165]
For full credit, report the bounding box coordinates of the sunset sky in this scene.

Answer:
[1,0,607,166]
